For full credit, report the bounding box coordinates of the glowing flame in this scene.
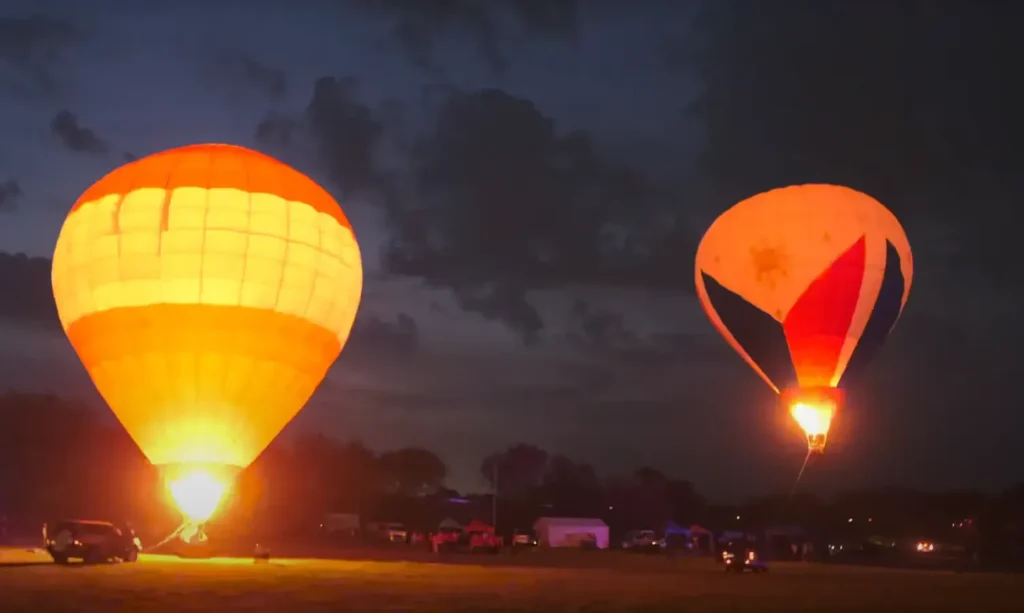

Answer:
[168,470,228,523]
[790,401,836,453]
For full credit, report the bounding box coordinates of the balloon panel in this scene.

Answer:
[68,144,350,226]
[51,144,363,469]
[52,150,361,341]
[695,185,912,392]
[66,304,338,468]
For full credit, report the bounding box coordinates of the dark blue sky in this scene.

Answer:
[0,1,1020,500]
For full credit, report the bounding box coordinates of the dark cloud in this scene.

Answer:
[289,76,693,341]
[683,0,1024,281]
[346,312,420,356]
[381,88,693,340]
[255,111,296,148]
[453,284,543,345]
[302,76,389,197]
[226,54,287,98]
[0,253,58,326]
[385,89,686,288]
[50,110,109,155]
[566,298,637,352]
[358,0,578,74]
[205,52,288,101]
[0,180,21,212]
[0,16,79,96]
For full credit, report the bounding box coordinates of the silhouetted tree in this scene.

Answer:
[602,468,673,530]
[2,389,1020,562]
[666,478,704,523]
[480,443,548,498]
[377,447,446,496]
[539,454,601,515]
[0,392,157,527]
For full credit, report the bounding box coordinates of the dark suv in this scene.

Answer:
[44,520,141,564]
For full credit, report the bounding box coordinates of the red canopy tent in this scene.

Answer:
[464,519,495,533]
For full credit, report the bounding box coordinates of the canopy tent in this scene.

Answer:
[660,522,715,554]
[689,524,715,554]
[437,517,463,531]
[663,521,689,536]
[533,517,609,549]
[464,519,495,533]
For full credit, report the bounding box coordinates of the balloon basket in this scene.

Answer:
[175,522,213,559]
[806,433,827,454]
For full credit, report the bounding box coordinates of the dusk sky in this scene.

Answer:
[1,1,1021,501]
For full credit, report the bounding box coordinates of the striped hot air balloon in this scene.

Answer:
[51,144,362,521]
[695,184,912,453]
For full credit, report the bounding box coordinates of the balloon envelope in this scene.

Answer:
[695,185,912,449]
[51,144,363,489]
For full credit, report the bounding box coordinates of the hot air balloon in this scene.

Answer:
[695,184,912,454]
[51,144,362,528]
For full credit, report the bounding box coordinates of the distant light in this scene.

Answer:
[867,518,873,523]
[735,515,741,520]
[848,518,853,523]
[608,506,614,510]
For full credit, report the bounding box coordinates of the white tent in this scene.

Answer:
[437,517,463,531]
[533,517,610,549]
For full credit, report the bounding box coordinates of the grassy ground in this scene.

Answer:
[2,547,1022,612]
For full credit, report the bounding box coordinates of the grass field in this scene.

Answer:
[2,547,1022,612]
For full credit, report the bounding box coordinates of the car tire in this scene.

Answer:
[49,529,74,562]
[83,548,105,564]
[124,550,139,562]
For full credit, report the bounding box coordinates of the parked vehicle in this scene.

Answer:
[320,513,360,540]
[388,525,409,543]
[511,529,538,547]
[365,522,409,543]
[44,520,141,564]
[723,548,768,573]
[622,529,661,550]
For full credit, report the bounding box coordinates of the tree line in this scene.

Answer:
[0,392,1022,552]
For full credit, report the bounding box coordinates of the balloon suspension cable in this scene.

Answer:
[142,522,188,553]
[788,449,813,503]
[141,520,206,553]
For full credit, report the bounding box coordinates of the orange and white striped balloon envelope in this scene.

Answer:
[51,144,362,519]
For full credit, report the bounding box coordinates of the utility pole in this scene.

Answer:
[491,462,498,529]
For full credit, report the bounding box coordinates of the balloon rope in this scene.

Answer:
[788,450,813,503]
[142,521,189,553]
